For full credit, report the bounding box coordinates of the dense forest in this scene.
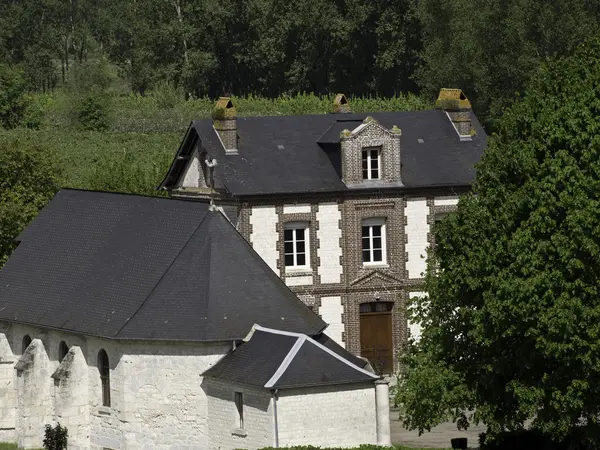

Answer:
[3,0,600,126]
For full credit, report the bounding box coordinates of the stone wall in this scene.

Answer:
[276,383,377,448]
[0,321,230,449]
[203,378,274,450]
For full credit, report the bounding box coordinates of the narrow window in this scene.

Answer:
[234,392,244,429]
[22,335,32,354]
[284,222,309,270]
[98,349,111,407]
[362,218,386,265]
[58,341,69,362]
[362,148,381,180]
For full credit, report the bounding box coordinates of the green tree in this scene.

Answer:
[398,38,600,442]
[0,64,28,128]
[0,137,62,267]
[416,0,600,126]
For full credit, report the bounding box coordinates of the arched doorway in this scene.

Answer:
[359,302,393,374]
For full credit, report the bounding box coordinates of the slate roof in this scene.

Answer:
[202,325,378,389]
[159,109,487,196]
[0,190,326,341]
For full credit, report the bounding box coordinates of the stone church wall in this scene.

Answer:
[203,378,274,450]
[276,383,377,448]
[0,321,230,449]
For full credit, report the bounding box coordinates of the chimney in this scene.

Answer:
[435,88,472,139]
[212,97,238,154]
[332,93,351,114]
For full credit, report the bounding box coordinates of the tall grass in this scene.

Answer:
[31,91,432,133]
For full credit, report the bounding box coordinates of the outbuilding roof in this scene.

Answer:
[0,190,326,341]
[159,109,486,196]
[202,325,378,389]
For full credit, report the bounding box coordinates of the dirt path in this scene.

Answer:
[390,409,487,449]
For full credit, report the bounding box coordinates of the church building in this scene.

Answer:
[0,190,389,449]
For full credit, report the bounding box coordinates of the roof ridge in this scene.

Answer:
[58,188,211,205]
[264,335,306,388]
[113,210,210,338]
[303,335,379,380]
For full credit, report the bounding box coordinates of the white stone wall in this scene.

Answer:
[250,206,279,274]
[204,378,274,450]
[317,203,343,284]
[408,292,426,342]
[0,321,230,450]
[276,384,377,448]
[0,333,16,442]
[319,297,345,348]
[434,196,459,206]
[405,198,429,279]
[181,151,201,187]
[285,275,313,286]
[283,204,311,214]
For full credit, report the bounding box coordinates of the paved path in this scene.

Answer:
[390,408,487,449]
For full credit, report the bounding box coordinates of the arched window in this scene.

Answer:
[58,341,69,362]
[98,349,110,407]
[22,335,32,353]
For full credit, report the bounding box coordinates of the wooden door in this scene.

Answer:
[360,311,393,374]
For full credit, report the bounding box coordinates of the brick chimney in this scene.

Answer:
[435,88,472,139]
[213,97,238,154]
[332,93,351,113]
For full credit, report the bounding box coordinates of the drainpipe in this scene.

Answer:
[272,389,279,448]
[375,379,391,445]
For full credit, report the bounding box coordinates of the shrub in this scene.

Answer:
[42,423,68,450]
[78,95,109,131]
[0,64,28,129]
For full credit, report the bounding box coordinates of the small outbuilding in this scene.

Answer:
[203,324,390,449]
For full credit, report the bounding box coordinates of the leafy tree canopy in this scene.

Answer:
[398,38,600,442]
[0,137,61,266]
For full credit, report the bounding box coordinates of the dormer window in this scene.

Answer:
[362,148,381,180]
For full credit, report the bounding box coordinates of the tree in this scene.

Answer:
[416,0,600,127]
[0,136,61,267]
[398,38,600,443]
[0,64,28,129]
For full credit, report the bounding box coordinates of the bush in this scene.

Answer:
[43,423,68,450]
[78,95,109,131]
[0,64,28,129]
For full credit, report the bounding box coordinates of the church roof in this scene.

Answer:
[202,325,378,389]
[0,189,326,341]
[159,109,486,196]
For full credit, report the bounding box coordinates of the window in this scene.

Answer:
[59,341,69,362]
[362,218,386,264]
[22,335,32,353]
[284,222,309,269]
[98,349,111,407]
[362,148,381,180]
[234,392,244,429]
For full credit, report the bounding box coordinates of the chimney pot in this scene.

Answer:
[332,93,351,114]
[435,88,473,138]
[213,97,238,154]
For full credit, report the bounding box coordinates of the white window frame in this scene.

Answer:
[361,217,387,266]
[362,147,381,180]
[284,221,310,271]
[234,391,244,430]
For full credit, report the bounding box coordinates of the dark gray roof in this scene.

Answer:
[160,109,487,196]
[202,325,378,389]
[0,190,326,341]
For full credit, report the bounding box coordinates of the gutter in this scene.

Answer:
[272,389,279,448]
